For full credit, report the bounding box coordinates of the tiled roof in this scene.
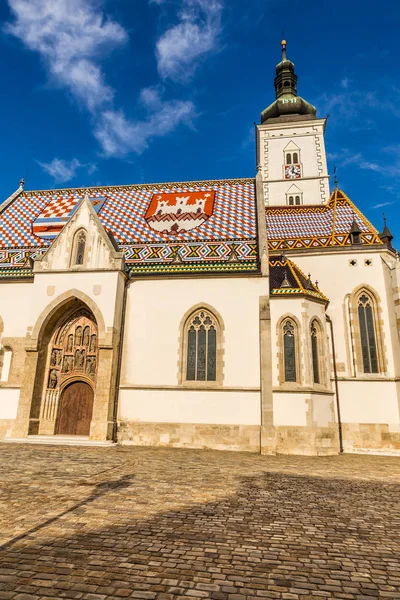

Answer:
[266,189,382,251]
[0,178,258,275]
[269,256,328,302]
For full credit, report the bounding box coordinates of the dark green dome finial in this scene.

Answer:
[261,39,317,123]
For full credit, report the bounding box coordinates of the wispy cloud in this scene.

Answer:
[6,0,198,158]
[156,0,223,82]
[6,0,127,113]
[38,158,97,183]
[94,88,196,157]
[371,201,395,209]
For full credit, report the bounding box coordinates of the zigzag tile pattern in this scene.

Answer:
[266,189,382,250]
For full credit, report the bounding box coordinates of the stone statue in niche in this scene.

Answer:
[79,350,85,369]
[48,369,58,389]
[83,327,90,347]
[74,350,81,369]
[89,334,97,352]
[86,357,96,376]
[56,351,62,365]
[62,356,73,373]
[75,327,82,346]
[50,349,57,366]
[67,335,73,352]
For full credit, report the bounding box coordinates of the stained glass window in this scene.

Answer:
[185,309,218,382]
[311,321,320,384]
[358,293,379,373]
[283,320,296,382]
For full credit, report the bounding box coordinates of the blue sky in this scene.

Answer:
[0,0,398,239]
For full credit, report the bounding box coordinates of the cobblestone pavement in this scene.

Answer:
[0,445,400,600]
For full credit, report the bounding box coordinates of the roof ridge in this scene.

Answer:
[22,177,255,196]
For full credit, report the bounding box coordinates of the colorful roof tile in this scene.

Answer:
[269,256,328,302]
[0,178,258,275]
[266,189,382,251]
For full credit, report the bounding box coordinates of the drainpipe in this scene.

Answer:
[326,314,343,453]
[112,276,129,443]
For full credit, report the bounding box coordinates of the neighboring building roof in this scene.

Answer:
[266,189,383,251]
[269,256,328,302]
[0,178,258,275]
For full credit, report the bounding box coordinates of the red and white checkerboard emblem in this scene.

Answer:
[32,195,106,239]
[145,191,215,234]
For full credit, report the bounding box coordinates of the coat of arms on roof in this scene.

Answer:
[145,191,215,234]
[32,195,107,240]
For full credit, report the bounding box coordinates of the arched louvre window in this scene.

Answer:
[311,320,320,384]
[292,152,299,164]
[75,230,86,265]
[295,195,301,205]
[288,196,294,205]
[358,293,378,373]
[186,310,218,381]
[286,153,292,165]
[283,319,296,382]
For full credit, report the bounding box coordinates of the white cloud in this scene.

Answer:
[156,0,223,81]
[6,0,127,112]
[371,201,395,209]
[38,158,97,183]
[95,92,196,156]
[6,0,200,159]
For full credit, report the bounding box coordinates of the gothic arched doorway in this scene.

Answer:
[57,382,94,435]
[40,310,98,436]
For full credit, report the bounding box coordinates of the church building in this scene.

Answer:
[0,42,399,455]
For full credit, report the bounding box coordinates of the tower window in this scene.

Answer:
[286,153,292,165]
[284,81,290,87]
[292,152,299,164]
[288,196,294,205]
[295,196,301,205]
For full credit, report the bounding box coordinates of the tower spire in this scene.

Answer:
[260,38,316,123]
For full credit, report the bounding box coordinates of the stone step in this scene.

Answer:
[3,435,116,447]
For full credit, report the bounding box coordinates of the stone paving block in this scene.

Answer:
[0,445,400,600]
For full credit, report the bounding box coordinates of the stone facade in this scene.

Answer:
[0,45,399,456]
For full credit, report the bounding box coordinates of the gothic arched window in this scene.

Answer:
[357,293,379,373]
[182,308,222,384]
[283,319,297,382]
[311,320,320,384]
[73,229,87,266]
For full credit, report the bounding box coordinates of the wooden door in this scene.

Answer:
[57,382,94,436]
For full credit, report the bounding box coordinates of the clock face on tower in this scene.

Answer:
[285,164,301,179]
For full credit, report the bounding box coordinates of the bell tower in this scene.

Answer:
[256,40,330,206]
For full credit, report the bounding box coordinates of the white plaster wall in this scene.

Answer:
[273,393,307,426]
[0,272,123,340]
[265,179,327,206]
[0,388,20,419]
[339,381,400,424]
[122,277,266,388]
[311,394,334,427]
[270,296,328,387]
[119,389,260,425]
[293,251,396,376]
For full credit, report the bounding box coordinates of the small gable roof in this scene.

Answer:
[269,256,328,302]
[266,189,383,251]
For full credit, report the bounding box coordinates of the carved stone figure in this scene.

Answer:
[74,350,81,369]
[75,327,82,346]
[83,327,90,347]
[89,334,97,352]
[86,357,96,376]
[48,369,58,389]
[79,350,85,368]
[67,335,73,352]
[50,350,57,366]
[62,356,73,373]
